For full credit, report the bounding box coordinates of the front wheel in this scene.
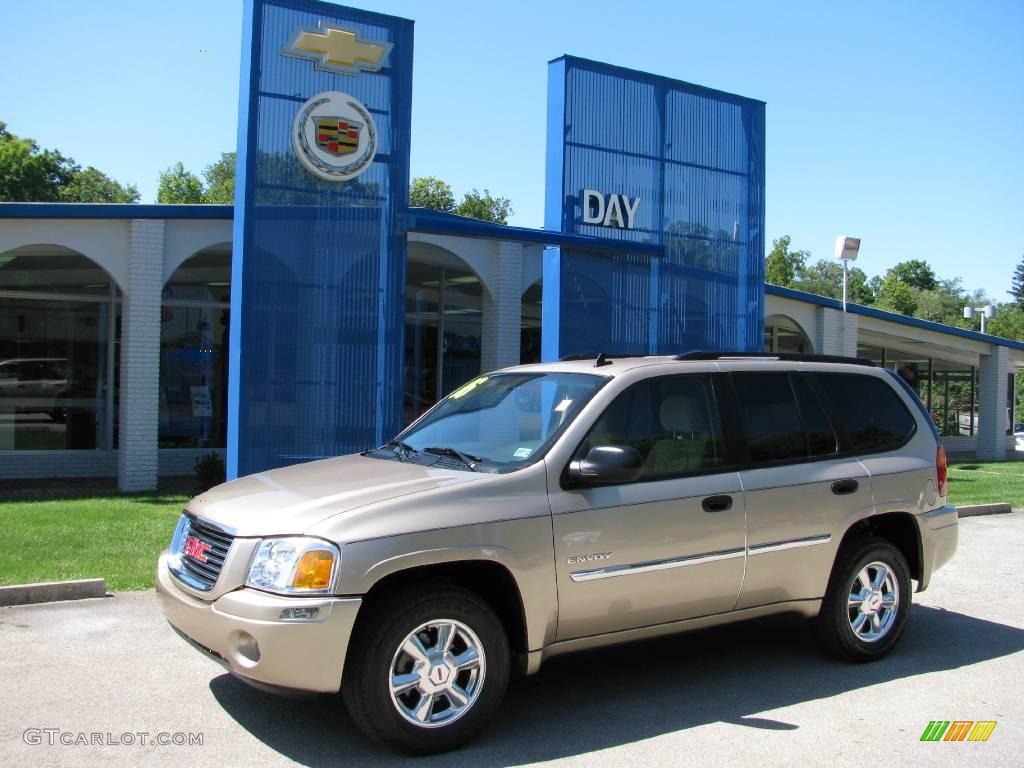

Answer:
[342,585,510,754]
[816,536,912,662]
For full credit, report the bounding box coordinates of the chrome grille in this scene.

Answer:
[169,515,234,592]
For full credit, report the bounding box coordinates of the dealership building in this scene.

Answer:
[1,0,1022,489]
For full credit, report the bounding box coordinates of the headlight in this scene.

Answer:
[167,514,189,571]
[245,537,340,595]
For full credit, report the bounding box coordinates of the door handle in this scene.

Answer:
[702,494,733,513]
[831,479,859,496]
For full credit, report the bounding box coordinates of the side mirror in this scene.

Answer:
[567,444,643,486]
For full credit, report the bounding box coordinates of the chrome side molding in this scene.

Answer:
[569,548,745,583]
[569,534,832,582]
[747,534,832,556]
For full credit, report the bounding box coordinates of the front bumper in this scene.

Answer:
[156,554,362,693]
[916,504,959,592]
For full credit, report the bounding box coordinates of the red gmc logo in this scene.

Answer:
[183,535,212,563]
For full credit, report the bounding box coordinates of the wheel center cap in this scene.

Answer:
[865,591,883,612]
[430,664,450,685]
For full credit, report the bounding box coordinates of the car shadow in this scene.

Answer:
[209,605,1024,766]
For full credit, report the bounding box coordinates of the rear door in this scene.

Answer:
[548,372,746,640]
[728,370,872,610]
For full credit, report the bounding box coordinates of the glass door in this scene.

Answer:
[404,261,481,423]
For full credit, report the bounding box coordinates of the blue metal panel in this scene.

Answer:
[543,56,766,359]
[230,0,413,478]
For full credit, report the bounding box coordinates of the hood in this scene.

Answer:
[186,454,483,537]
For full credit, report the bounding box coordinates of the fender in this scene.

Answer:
[338,516,559,653]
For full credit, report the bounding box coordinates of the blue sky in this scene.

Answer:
[1,0,1021,302]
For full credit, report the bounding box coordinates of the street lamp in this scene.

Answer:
[834,235,861,312]
[963,304,995,334]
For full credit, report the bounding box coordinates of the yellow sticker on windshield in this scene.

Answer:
[449,376,488,400]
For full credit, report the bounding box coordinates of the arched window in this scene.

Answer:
[404,257,482,423]
[521,280,542,364]
[764,314,813,354]
[0,245,120,450]
[160,245,230,448]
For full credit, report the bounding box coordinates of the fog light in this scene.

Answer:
[280,606,320,621]
[235,632,260,663]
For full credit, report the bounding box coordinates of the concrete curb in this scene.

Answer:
[0,579,107,607]
[957,503,1013,518]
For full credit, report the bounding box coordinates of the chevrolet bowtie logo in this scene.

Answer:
[284,24,392,76]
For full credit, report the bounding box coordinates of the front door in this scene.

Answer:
[548,373,746,640]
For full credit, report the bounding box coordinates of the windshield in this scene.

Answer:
[370,372,607,472]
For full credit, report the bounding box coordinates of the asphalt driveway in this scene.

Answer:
[1,512,1022,767]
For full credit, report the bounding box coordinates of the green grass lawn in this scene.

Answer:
[0,494,186,591]
[948,461,1024,508]
[0,461,1018,593]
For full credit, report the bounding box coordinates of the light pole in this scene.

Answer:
[834,235,862,312]
[963,304,995,334]
[834,236,861,357]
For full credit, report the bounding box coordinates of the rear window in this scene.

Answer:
[812,373,916,452]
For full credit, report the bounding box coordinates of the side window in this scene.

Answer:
[732,373,806,464]
[584,374,724,479]
[792,374,838,456]
[813,373,916,452]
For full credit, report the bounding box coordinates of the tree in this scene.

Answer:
[0,123,72,201]
[60,166,139,203]
[1010,255,1024,305]
[409,176,455,212]
[202,152,235,204]
[764,235,808,287]
[797,258,873,304]
[0,121,137,203]
[157,162,204,203]
[876,274,918,315]
[410,177,513,224]
[887,259,937,291]
[987,303,1024,343]
[455,188,512,224]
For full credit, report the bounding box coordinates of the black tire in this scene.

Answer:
[816,536,912,662]
[342,584,510,755]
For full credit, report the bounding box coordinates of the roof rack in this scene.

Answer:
[674,351,875,366]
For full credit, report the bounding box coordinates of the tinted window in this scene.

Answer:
[793,374,838,456]
[733,373,806,463]
[813,373,916,452]
[585,375,723,479]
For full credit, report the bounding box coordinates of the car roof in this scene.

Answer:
[504,353,878,378]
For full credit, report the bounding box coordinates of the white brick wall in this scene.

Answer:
[118,219,165,491]
[976,346,1010,460]
[480,241,524,374]
[816,307,858,357]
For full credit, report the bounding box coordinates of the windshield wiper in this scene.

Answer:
[367,440,416,459]
[423,446,482,471]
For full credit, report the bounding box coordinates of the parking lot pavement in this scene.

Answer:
[1,513,1022,768]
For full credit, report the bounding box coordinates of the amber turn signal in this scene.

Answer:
[291,550,335,590]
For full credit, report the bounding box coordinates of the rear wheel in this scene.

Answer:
[342,585,510,754]
[816,536,911,662]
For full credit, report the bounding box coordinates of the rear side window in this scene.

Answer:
[813,373,916,452]
[792,374,838,456]
[732,373,807,463]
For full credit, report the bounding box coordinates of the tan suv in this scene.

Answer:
[157,352,958,754]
